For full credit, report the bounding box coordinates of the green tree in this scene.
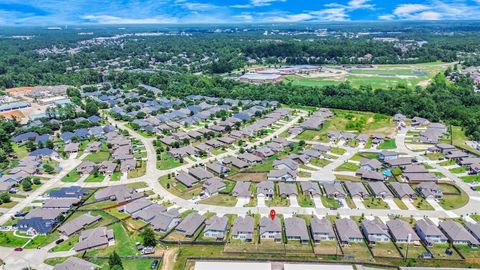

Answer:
[0,192,11,203]
[108,251,123,270]
[85,100,99,116]
[21,179,32,191]
[141,227,157,247]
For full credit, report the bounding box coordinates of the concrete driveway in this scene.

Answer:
[313,196,323,208]
[289,196,299,207]
[352,197,365,209]
[402,198,417,210]
[235,197,250,207]
[426,198,444,211]
[257,196,266,207]
[384,198,399,210]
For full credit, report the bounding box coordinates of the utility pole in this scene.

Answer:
[404,233,412,262]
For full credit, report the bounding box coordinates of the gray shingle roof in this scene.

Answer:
[176,213,206,237]
[58,214,101,236]
[285,217,309,242]
[386,220,420,242]
[335,218,363,243]
[311,217,335,241]
[439,221,479,245]
[231,216,254,240]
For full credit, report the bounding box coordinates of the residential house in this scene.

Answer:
[259,217,282,242]
[267,169,296,181]
[58,214,102,236]
[48,186,87,199]
[175,172,199,188]
[203,216,229,240]
[74,227,115,252]
[231,216,254,241]
[389,183,417,199]
[310,217,336,243]
[415,219,448,246]
[278,182,298,198]
[368,182,394,199]
[189,167,214,180]
[94,185,142,203]
[300,181,321,197]
[439,221,479,247]
[257,181,275,198]
[176,213,206,237]
[386,220,420,244]
[417,182,443,199]
[53,257,100,270]
[150,209,181,233]
[344,182,370,198]
[285,217,310,244]
[335,218,364,244]
[361,219,390,244]
[322,182,346,198]
[202,177,226,196]
[232,181,252,198]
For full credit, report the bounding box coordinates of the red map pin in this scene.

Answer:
[269,209,276,220]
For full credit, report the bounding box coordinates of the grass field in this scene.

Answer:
[284,62,451,89]
[200,194,238,206]
[334,162,360,172]
[61,170,81,182]
[363,197,389,209]
[295,109,396,142]
[157,152,182,170]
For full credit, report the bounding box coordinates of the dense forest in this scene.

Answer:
[0,22,480,147]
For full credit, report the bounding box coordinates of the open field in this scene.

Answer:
[284,62,452,89]
[295,109,396,142]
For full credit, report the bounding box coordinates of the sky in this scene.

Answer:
[1,0,480,25]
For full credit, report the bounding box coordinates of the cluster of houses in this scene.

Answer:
[288,108,333,136]
[16,186,88,235]
[409,118,449,144]
[430,143,480,175]
[164,107,291,160]
[75,129,138,176]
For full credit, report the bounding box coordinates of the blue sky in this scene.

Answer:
[1,0,480,25]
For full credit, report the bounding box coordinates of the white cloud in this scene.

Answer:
[393,4,430,17]
[381,1,480,21]
[378,14,395,20]
[81,15,178,24]
[312,8,349,21]
[250,0,286,7]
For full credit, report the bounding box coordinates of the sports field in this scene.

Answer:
[284,62,453,89]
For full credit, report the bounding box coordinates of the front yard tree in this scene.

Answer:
[0,192,11,203]
[21,179,32,191]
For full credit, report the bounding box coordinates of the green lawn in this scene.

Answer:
[85,223,139,257]
[412,197,434,210]
[266,195,290,207]
[84,151,110,163]
[321,196,341,209]
[449,166,468,174]
[310,158,332,167]
[460,175,480,183]
[157,152,182,170]
[61,170,81,182]
[377,139,397,150]
[50,235,79,252]
[438,160,456,166]
[85,174,105,182]
[0,231,30,247]
[393,198,408,210]
[24,231,60,249]
[330,147,346,155]
[12,143,29,159]
[200,194,238,207]
[363,197,389,209]
[128,161,146,178]
[297,193,314,207]
[334,162,360,172]
[452,126,480,155]
[426,152,445,160]
[438,191,469,210]
[111,171,121,181]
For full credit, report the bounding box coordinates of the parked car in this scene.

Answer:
[135,242,143,251]
[14,247,23,252]
[14,211,27,217]
[151,260,159,269]
[55,239,64,245]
